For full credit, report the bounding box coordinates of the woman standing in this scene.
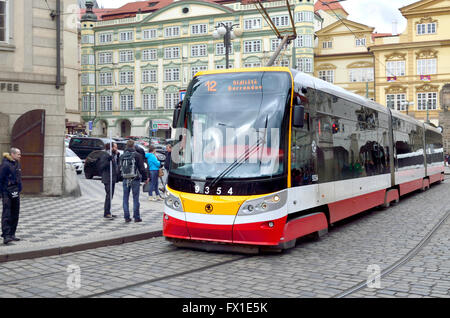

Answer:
[145,146,163,201]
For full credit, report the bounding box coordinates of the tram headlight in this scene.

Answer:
[165,190,184,212]
[237,190,287,216]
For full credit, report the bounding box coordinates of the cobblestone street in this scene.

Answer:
[0,178,448,298]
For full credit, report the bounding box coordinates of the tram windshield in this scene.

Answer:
[170,71,292,180]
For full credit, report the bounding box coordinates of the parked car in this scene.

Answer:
[65,147,83,174]
[69,137,113,160]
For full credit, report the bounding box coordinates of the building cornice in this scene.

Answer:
[369,40,450,52]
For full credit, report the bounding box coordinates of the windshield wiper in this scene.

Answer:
[206,116,269,190]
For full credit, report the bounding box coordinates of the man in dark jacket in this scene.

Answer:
[120,140,148,222]
[98,142,119,219]
[0,148,23,244]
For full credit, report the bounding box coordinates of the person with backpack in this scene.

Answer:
[98,142,120,220]
[120,140,148,223]
[145,145,163,201]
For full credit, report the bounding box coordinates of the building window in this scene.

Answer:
[322,41,332,49]
[386,61,405,77]
[295,35,312,48]
[82,35,94,44]
[165,93,178,109]
[297,58,313,73]
[274,59,289,67]
[318,70,334,83]
[244,40,261,53]
[164,26,180,37]
[120,95,134,111]
[142,49,157,61]
[100,96,113,111]
[0,0,8,43]
[99,33,112,43]
[142,69,157,83]
[81,55,95,65]
[349,68,374,82]
[271,39,289,51]
[143,94,156,110]
[215,64,233,69]
[191,44,207,57]
[164,47,180,59]
[417,92,437,110]
[119,31,133,42]
[98,52,112,64]
[417,58,436,75]
[243,62,261,68]
[143,29,157,40]
[417,22,436,35]
[82,95,95,111]
[164,68,180,81]
[119,50,134,63]
[216,21,233,28]
[244,18,261,30]
[386,94,406,111]
[119,71,134,84]
[271,15,290,27]
[191,66,207,78]
[216,43,233,55]
[99,72,112,86]
[81,73,95,86]
[355,38,366,47]
[296,11,313,23]
[191,24,207,35]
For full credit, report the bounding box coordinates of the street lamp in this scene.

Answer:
[213,23,242,69]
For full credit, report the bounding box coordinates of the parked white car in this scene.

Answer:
[65,147,83,174]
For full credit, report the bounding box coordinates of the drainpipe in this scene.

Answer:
[51,0,61,89]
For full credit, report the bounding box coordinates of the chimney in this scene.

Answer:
[392,20,398,36]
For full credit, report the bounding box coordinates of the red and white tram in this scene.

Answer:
[163,67,444,252]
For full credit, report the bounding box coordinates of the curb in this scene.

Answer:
[0,230,163,263]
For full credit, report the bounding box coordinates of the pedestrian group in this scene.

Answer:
[98,140,169,222]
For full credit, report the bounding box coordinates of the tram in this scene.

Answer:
[163,67,444,252]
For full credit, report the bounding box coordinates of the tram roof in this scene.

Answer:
[291,69,389,115]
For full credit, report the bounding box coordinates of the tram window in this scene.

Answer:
[291,110,317,186]
[394,121,424,170]
[425,129,444,164]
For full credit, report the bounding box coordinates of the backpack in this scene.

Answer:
[120,151,138,179]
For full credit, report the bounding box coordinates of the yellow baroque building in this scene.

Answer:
[315,18,375,100]
[314,0,450,130]
[370,0,450,127]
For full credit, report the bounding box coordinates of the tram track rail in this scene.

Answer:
[85,254,251,298]
[333,208,450,298]
[0,243,178,286]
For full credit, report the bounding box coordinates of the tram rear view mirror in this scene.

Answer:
[173,107,181,128]
[293,105,304,128]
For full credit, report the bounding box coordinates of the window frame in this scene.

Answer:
[143,93,157,110]
[0,0,8,44]
[100,95,113,112]
[417,92,437,111]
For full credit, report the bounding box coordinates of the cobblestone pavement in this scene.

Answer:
[0,179,448,298]
[0,175,164,257]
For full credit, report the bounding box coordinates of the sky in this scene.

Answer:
[96,0,420,33]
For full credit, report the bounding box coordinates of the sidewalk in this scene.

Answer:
[0,192,165,262]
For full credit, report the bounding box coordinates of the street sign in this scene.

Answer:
[179,90,186,101]
[88,121,93,131]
